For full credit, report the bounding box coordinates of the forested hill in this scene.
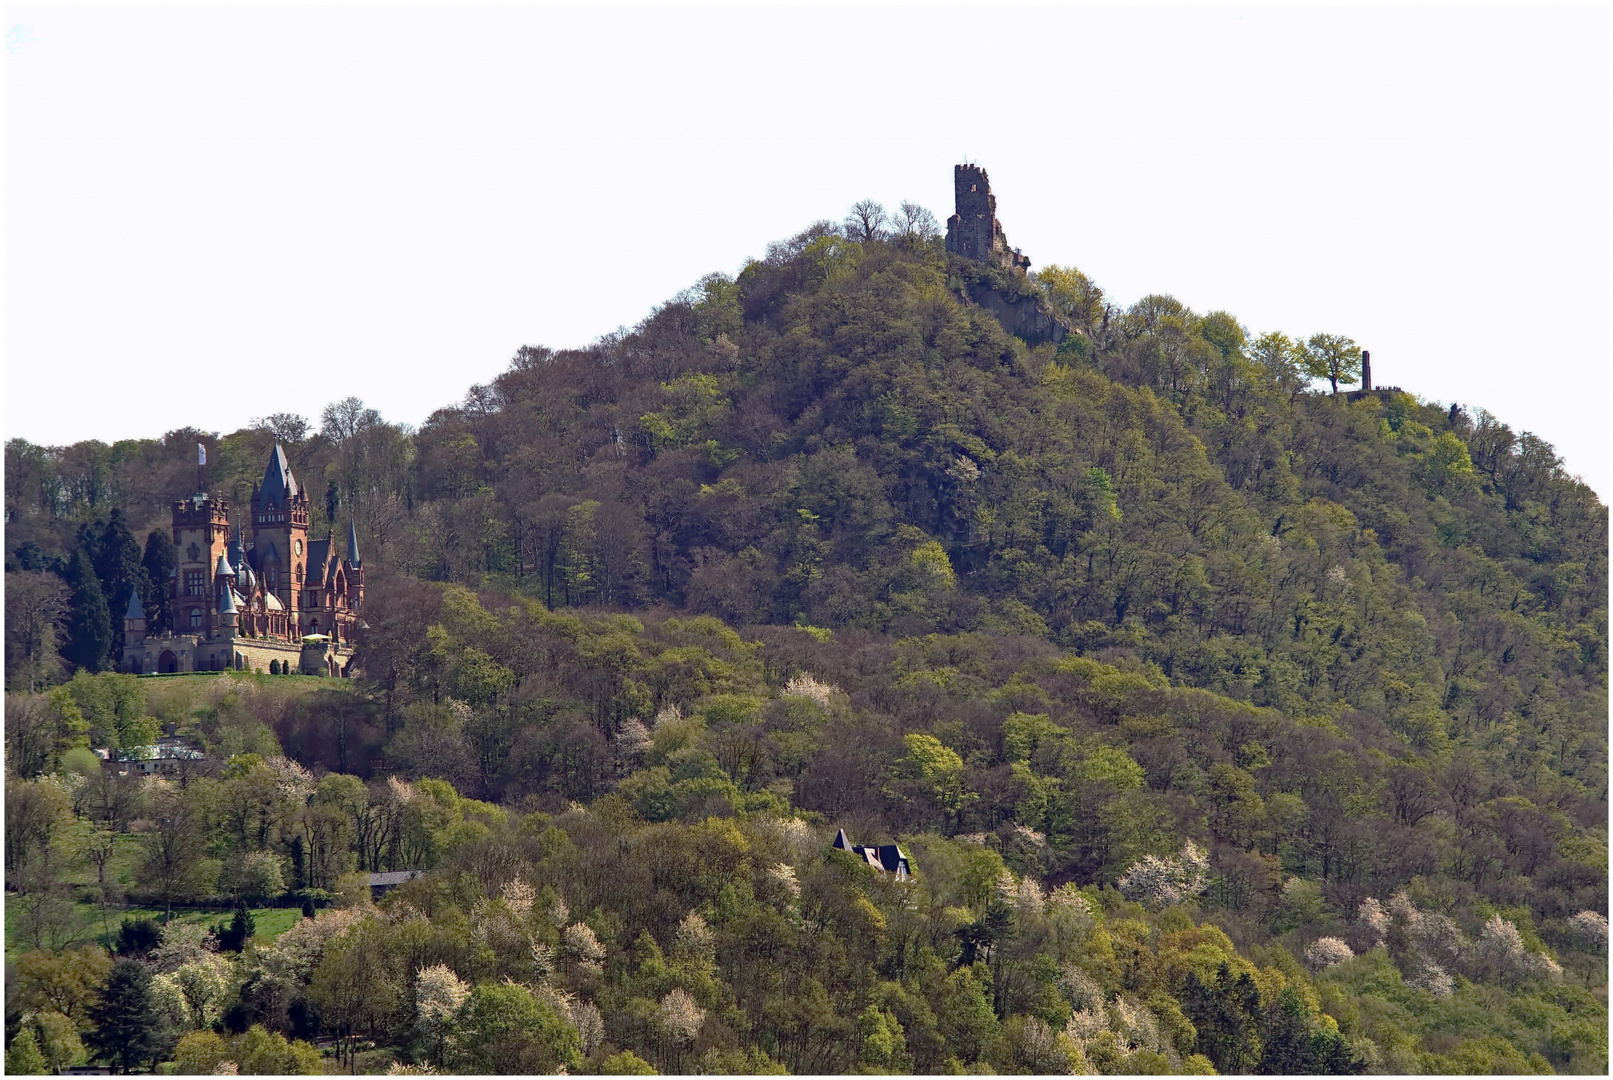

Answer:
[12,217,1603,790]
[4,212,1608,1074]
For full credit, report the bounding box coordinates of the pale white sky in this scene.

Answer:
[6,4,1608,497]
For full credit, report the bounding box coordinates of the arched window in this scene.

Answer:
[189,608,202,628]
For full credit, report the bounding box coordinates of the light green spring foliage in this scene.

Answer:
[3,218,1606,1075]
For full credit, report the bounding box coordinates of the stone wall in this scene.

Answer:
[123,634,352,676]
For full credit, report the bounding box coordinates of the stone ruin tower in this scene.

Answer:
[944,163,1065,345]
[946,164,1031,274]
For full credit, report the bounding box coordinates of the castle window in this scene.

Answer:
[189,608,202,628]
[185,570,206,596]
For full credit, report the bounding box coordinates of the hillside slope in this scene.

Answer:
[4,214,1606,1075]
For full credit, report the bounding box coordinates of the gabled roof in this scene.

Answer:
[257,443,300,508]
[365,870,423,887]
[305,537,331,578]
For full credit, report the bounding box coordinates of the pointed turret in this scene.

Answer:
[218,585,238,642]
[257,443,300,509]
[346,517,362,568]
[833,828,852,851]
[121,588,148,665]
[215,551,235,579]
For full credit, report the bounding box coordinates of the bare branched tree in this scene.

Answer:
[250,413,311,445]
[844,199,888,242]
[320,397,382,443]
[895,201,940,242]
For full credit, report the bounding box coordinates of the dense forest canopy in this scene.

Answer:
[4,203,1606,1074]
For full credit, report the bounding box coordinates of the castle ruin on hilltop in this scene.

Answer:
[946,164,1032,274]
[944,164,1067,346]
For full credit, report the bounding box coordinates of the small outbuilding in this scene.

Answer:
[832,828,911,879]
[366,869,424,899]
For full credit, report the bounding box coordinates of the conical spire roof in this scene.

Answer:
[215,552,234,578]
[125,590,145,620]
[346,517,362,568]
[833,828,852,851]
[218,587,237,615]
[258,443,300,508]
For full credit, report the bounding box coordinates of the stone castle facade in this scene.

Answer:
[122,444,364,677]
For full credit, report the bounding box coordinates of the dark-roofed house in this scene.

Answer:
[120,442,365,677]
[367,869,424,899]
[832,829,912,879]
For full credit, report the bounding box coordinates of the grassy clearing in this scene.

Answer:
[6,900,307,960]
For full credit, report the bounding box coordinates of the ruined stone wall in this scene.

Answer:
[945,163,1068,346]
[946,165,1030,273]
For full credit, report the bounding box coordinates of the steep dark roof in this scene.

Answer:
[305,537,331,579]
[125,591,145,620]
[258,443,300,508]
[346,517,362,568]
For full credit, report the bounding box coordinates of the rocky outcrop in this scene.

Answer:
[967,280,1067,346]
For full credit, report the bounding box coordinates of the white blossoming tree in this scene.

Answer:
[1117,842,1209,910]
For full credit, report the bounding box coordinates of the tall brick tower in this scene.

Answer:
[250,444,309,629]
[171,493,231,638]
[945,164,1030,273]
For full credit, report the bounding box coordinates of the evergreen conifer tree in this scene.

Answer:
[140,529,177,633]
[94,510,145,629]
[86,957,159,1073]
[63,548,112,673]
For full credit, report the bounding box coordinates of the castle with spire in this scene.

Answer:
[121,443,364,676]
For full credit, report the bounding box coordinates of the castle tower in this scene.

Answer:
[218,582,238,641]
[945,164,1030,273]
[213,551,235,635]
[345,516,364,615]
[1361,350,1372,391]
[171,492,231,639]
[124,591,146,648]
[251,443,309,633]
